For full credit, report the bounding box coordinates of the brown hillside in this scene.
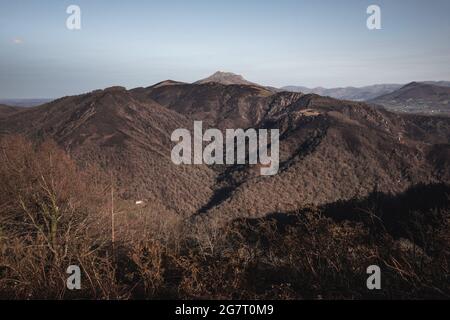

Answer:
[0,104,20,118]
[371,82,450,114]
[1,83,449,221]
[202,94,450,219]
[0,86,216,217]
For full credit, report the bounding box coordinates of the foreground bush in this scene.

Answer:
[0,136,448,299]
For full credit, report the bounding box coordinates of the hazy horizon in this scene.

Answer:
[1,0,450,98]
[2,74,450,101]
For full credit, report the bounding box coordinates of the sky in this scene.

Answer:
[1,0,450,98]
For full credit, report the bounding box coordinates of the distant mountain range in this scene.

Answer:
[193,72,450,115]
[0,98,54,107]
[370,82,450,115]
[2,72,450,115]
[281,84,404,101]
[282,81,450,102]
[1,73,449,220]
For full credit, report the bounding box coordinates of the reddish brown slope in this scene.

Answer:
[2,82,449,220]
[130,82,284,129]
[0,104,20,118]
[0,86,216,216]
[202,94,450,219]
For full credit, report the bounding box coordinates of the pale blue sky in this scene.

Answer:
[1,0,449,98]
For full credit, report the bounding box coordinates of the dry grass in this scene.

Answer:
[0,135,448,299]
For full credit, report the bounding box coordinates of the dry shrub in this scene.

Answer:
[0,135,448,299]
[129,239,165,297]
[170,208,449,300]
[0,135,124,298]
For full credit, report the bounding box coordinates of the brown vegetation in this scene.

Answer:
[1,82,449,222]
[370,82,450,114]
[0,136,448,299]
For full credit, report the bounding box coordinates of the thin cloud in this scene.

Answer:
[12,38,24,45]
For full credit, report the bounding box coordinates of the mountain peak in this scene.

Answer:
[211,71,244,79]
[195,71,259,86]
[103,86,127,92]
[402,81,421,89]
[150,80,185,89]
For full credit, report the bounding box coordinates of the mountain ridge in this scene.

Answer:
[1,81,449,220]
[370,82,450,114]
[194,71,259,87]
[281,81,450,102]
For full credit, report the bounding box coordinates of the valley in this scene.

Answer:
[0,72,449,300]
